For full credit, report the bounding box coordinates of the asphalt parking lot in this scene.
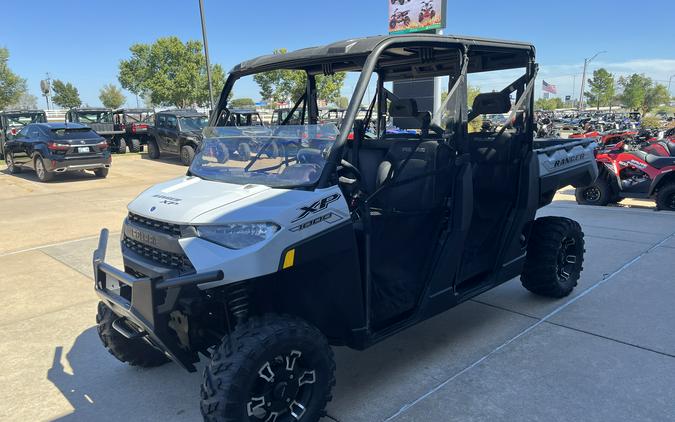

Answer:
[1,154,674,422]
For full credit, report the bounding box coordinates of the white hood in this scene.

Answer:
[128,176,271,223]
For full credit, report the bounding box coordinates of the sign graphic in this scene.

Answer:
[388,0,446,34]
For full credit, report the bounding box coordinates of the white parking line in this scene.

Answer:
[0,232,119,258]
[385,230,675,421]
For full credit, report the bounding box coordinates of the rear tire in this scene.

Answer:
[35,156,53,182]
[521,217,585,298]
[94,167,109,178]
[200,315,335,422]
[237,143,251,161]
[129,138,141,153]
[96,302,169,367]
[117,138,127,154]
[180,145,196,166]
[6,152,21,174]
[147,138,160,159]
[575,176,611,206]
[656,183,675,212]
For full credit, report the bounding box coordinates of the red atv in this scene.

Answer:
[419,1,436,22]
[389,9,411,30]
[575,138,675,211]
[568,130,639,146]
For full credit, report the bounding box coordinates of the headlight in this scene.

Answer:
[196,223,279,250]
[186,136,197,142]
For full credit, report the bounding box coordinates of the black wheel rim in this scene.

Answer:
[247,350,316,421]
[36,159,45,179]
[557,237,579,282]
[583,186,601,202]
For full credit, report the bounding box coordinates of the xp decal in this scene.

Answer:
[289,212,344,232]
[291,194,341,223]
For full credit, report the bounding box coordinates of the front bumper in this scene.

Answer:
[93,229,223,372]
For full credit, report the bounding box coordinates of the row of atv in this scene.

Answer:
[575,127,675,211]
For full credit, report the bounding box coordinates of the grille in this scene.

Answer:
[123,236,194,273]
[128,212,182,237]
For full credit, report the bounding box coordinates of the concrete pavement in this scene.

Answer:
[1,154,674,421]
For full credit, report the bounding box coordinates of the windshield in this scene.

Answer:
[51,128,99,140]
[5,113,46,127]
[180,116,208,131]
[190,124,339,188]
[77,111,113,123]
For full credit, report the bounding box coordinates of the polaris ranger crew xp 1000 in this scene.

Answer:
[92,34,598,422]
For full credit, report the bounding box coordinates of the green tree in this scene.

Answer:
[51,79,81,108]
[229,97,255,108]
[99,84,126,109]
[584,68,615,110]
[535,97,564,111]
[252,49,346,104]
[118,37,225,108]
[336,96,349,109]
[7,92,38,109]
[0,47,28,109]
[619,74,671,114]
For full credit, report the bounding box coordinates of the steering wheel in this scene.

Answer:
[338,159,361,181]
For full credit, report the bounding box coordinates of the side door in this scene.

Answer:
[8,126,32,167]
[164,115,179,153]
[155,114,168,151]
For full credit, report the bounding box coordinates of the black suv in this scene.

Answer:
[146,110,207,165]
[0,109,48,159]
[4,122,111,182]
[113,108,155,153]
[66,108,127,154]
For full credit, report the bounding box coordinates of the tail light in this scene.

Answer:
[10,128,17,136]
[47,141,71,151]
[131,123,137,134]
[97,140,109,150]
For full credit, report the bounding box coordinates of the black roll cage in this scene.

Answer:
[211,35,537,189]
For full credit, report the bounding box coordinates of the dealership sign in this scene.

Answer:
[388,0,446,34]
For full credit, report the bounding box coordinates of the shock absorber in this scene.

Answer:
[227,286,249,325]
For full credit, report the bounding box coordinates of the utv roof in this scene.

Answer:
[71,107,111,112]
[157,109,205,117]
[114,108,154,113]
[1,109,46,114]
[229,109,259,114]
[231,34,535,75]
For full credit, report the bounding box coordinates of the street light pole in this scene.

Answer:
[668,74,675,96]
[198,0,215,112]
[578,51,606,111]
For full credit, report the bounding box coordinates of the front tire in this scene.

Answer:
[200,315,336,422]
[575,176,612,206]
[147,138,160,159]
[6,152,21,174]
[96,302,169,367]
[180,145,196,166]
[521,217,585,298]
[656,183,675,212]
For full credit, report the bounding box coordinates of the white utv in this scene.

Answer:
[93,34,599,422]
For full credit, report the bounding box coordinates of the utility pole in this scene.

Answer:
[669,74,675,96]
[198,0,215,112]
[579,51,606,111]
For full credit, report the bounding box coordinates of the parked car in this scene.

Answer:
[4,122,111,181]
[113,108,155,153]
[0,109,47,159]
[92,34,598,421]
[146,110,208,165]
[66,107,127,153]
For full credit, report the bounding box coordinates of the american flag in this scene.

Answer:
[542,80,557,94]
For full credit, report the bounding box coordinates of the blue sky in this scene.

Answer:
[2,0,674,108]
